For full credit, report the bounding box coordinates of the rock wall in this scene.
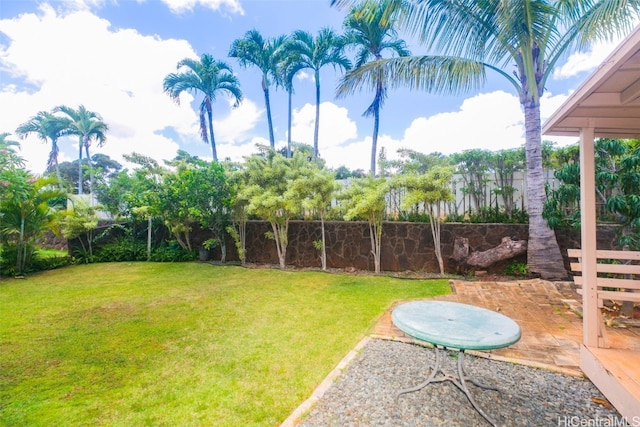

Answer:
[215,221,622,274]
[210,221,510,272]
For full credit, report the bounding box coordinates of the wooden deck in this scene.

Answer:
[581,345,640,420]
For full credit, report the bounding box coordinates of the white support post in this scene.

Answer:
[579,127,600,347]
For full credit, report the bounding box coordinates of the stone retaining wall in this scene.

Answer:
[213,221,621,274]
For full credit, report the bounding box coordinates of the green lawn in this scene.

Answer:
[0,263,450,426]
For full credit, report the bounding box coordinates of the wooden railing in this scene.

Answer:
[568,249,640,347]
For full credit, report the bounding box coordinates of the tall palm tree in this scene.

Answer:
[290,28,352,161]
[339,0,410,176]
[229,30,288,149]
[15,111,71,185]
[54,105,108,196]
[274,44,305,158]
[330,0,640,279]
[163,54,243,161]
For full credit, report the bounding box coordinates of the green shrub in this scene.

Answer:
[504,261,528,277]
[150,245,197,262]
[93,238,147,262]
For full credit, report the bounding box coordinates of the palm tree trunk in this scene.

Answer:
[77,137,83,195]
[262,76,275,149]
[85,142,94,201]
[208,109,217,161]
[524,103,567,279]
[370,106,380,176]
[314,71,321,160]
[287,89,292,158]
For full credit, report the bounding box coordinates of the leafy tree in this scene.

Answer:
[331,0,640,278]
[60,198,99,260]
[229,30,287,149]
[54,105,108,196]
[333,165,366,179]
[179,159,234,262]
[239,151,307,269]
[339,176,389,273]
[290,28,352,160]
[15,111,71,184]
[390,149,451,175]
[225,163,251,265]
[453,149,492,212]
[396,166,455,275]
[545,139,640,250]
[289,163,340,270]
[163,54,243,161]
[0,174,63,275]
[338,0,410,176]
[490,148,525,219]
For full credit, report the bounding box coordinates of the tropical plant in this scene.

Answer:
[338,0,410,176]
[452,149,492,212]
[490,148,525,219]
[330,0,640,279]
[0,133,23,171]
[339,176,389,273]
[59,198,99,260]
[239,151,307,269]
[0,174,63,276]
[163,54,243,161]
[290,28,352,160]
[273,42,305,158]
[176,159,234,262]
[396,166,455,275]
[229,30,287,149]
[289,162,341,270]
[544,139,640,250]
[54,105,108,196]
[15,111,71,184]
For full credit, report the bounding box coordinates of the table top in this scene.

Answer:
[391,300,521,351]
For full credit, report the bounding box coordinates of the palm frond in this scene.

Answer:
[337,55,485,98]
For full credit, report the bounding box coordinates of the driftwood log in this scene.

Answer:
[451,236,527,269]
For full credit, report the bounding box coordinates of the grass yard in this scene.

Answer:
[0,262,450,426]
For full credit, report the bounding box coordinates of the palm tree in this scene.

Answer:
[163,54,243,161]
[339,0,410,176]
[331,0,640,278]
[0,133,23,170]
[274,45,305,158]
[289,28,352,161]
[54,105,108,196]
[15,111,71,185]
[229,30,288,149]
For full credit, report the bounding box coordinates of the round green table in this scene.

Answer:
[392,300,522,427]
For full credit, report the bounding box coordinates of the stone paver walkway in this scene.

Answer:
[371,278,640,375]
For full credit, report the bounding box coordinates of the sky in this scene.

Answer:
[0,0,631,175]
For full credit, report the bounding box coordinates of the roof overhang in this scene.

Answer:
[543,25,640,139]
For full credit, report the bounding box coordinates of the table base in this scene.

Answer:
[396,347,501,427]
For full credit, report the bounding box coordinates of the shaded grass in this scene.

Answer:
[0,263,450,426]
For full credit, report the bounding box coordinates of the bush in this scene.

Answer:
[447,207,528,224]
[504,261,528,277]
[150,245,197,262]
[1,244,73,276]
[92,238,147,262]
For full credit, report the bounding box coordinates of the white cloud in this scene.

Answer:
[213,98,263,145]
[399,91,525,156]
[158,0,244,15]
[0,4,203,173]
[291,102,358,149]
[554,37,626,79]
